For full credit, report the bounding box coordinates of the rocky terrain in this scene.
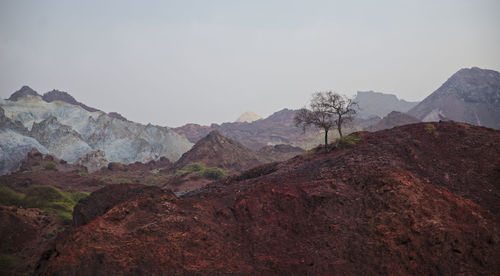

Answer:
[354,90,419,119]
[34,121,500,275]
[365,111,420,132]
[0,86,193,175]
[408,67,500,129]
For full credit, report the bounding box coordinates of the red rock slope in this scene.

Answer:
[35,121,500,275]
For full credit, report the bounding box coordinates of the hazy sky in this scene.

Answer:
[1,0,499,127]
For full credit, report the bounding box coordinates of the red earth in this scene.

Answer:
[31,121,500,275]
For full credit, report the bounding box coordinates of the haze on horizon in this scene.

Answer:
[1,0,499,127]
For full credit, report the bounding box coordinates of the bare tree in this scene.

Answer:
[320,92,358,138]
[295,92,358,151]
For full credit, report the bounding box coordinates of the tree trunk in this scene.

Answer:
[324,129,328,152]
[338,126,343,139]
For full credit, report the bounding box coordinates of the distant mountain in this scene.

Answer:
[42,89,100,112]
[235,111,262,123]
[365,111,420,132]
[174,130,263,173]
[174,131,305,173]
[174,109,321,150]
[408,67,500,129]
[7,85,41,101]
[355,91,419,118]
[0,86,193,175]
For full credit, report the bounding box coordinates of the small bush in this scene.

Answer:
[99,177,113,183]
[337,133,363,149]
[424,123,438,137]
[77,170,88,177]
[176,162,206,175]
[44,163,58,171]
[116,178,132,184]
[201,167,227,180]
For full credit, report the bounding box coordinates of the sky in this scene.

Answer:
[1,0,499,127]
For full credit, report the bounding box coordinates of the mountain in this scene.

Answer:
[42,89,100,112]
[365,111,420,132]
[355,91,419,118]
[0,86,193,174]
[408,67,500,129]
[174,130,263,173]
[35,122,500,275]
[174,131,304,173]
[174,108,321,150]
[235,111,262,123]
[6,85,41,101]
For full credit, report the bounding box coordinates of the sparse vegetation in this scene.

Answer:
[116,178,132,184]
[44,163,58,171]
[201,167,227,180]
[295,92,358,151]
[99,177,113,183]
[176,162,228,181]
[0,185,89,225]
[424,123,438,137]
[77,170,88,177]
[337,133,363,149]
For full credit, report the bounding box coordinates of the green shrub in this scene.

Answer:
[1,186,90,225]
[0,186,25,206]
[99,177,113,183]
[116,178,132,184]
[71,191,90,202]
[176,162,206,175]
[77,170,88,177]
[337,133,363,149]
[201,167,227,180]
[424,123,438,137]
[44,163,58,171]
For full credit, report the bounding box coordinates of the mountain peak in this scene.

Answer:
[408,67,500,129]
[7,85,41,101]
[236,111,262,123]
[174,130,261,172]
[42,89,100,112]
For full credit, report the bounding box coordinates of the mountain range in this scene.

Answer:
[0,87,192,175]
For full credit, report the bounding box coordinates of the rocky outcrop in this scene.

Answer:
[408,67,500,129]
[29,116,91,163]
[75,150,108,173]
[365,111,420,132]
[72,184,164,227]
[35,122,500,275]
[355,91,419,118]
[0,206,58,275]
